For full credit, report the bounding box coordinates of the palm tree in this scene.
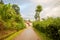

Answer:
[35,5,42,21]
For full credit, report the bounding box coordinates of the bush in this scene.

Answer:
[15,23,25,31]
[46,24,60,40]
[0,3,26,31]
[33,21,45,33]
[33,17,60,40]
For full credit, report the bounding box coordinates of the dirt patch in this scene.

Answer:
[0,30,16,39]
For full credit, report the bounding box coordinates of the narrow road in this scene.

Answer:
[13,22,41,40]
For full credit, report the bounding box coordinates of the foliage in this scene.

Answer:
[5,30,24,40]
[35,5,42,12]
[46,24,60,40]
[33,17,60,40]
[0,0,4,4]
[34,5,42,21]
[0,2,25,31]
[12,4,20,14]
[0,31,15,40]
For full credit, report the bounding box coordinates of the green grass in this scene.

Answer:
[4,29,24,40]
[34,28,52,40]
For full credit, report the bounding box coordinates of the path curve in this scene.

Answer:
[13,23,41,40]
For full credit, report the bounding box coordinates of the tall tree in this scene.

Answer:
[34,5,42,21]
[12,4,20,14]
[0,0,4,4]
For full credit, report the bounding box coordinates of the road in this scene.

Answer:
[13,22,41,40]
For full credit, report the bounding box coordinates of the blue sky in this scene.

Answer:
[3,0,60,20]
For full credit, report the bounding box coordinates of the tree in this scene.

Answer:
[12,4,20,14]
[0,0,4,4]
[0,4,14,21]
[0,3,25,31]
[34,5,42,21]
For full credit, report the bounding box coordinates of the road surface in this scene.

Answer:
[13,22,41,40]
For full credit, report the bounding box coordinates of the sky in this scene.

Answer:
[3,0,60,20]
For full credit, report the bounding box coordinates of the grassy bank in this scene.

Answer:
[5,29,25,40]
[0,31,15,40]
[34,28,52,40]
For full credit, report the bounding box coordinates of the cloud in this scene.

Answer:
[48,6,60,17]
[41,6,60,18]
[3,0,60,20]
[30,0,52,3]
[20,0,60,19]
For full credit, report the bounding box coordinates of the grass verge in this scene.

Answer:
[4,29,25,40]
[33,28,52,40]
[0,31,15,40]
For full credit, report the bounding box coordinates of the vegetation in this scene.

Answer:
[0,0,4,4]
[5,29,24,40]
[33,5,60,40]
[0,0,25,39]
[0,0,60,40]
[0,0,25,31]
[34,5,42,21]
[34,28,52,40]
[33,17,60,40]
[0,31,15,40]
[12,4,20,14]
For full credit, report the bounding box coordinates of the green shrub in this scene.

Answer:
[33,21,45,33]
[0,3,26,30]
[46,24,60,40]
[33,17,60,40]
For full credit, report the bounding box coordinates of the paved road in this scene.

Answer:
[13,23,41,40]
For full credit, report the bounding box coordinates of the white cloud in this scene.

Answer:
[30,0,52,3]
[48,6,60,17]
[4,0,60,20]
[31,0,60,19]
[41,6,60,19]
[19,0,60,19]
[24,0,60,19]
